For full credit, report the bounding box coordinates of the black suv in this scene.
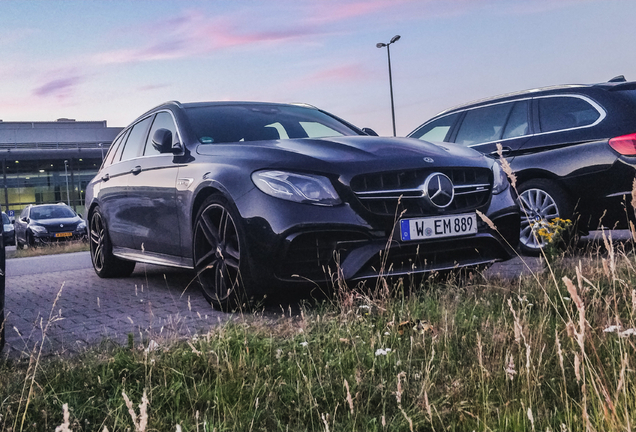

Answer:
[409,76,636,254]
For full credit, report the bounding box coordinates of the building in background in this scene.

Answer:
[0,119,122,217]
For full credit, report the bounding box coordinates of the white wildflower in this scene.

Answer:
[604,325,621,333]
[300,341,309,347]
[375,348,392,356]
[505,354,517,380]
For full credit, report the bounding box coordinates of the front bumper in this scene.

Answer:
[235,186,520,289]
[32,230,87,244]
[2,232,15,246]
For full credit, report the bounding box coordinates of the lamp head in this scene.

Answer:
[390,35,401,44]
[376,42,386,48]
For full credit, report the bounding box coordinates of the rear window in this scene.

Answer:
[537,96,601,133]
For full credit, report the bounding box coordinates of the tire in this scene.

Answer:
[517,179,574,256]
[89,207,136,278]
[193,195,253,310]
[26,231,35,248]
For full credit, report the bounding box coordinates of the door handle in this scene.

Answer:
[101,173,110,182]
[131,166,142,175]
[490,147,512,157]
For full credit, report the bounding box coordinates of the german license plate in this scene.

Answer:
[55,232,73,238]
[400,213,477,241]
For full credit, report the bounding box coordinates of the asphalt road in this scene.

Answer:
[5,250,93,277]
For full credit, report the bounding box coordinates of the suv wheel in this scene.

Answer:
[89,207,136,278]
[518,179,574,256]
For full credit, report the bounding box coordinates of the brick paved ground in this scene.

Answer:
[3,261,225,360]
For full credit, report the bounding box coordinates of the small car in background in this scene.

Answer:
[409,76,636,255]
[14,203,87,248]
[85,100,519,309]
[2,212,14,247]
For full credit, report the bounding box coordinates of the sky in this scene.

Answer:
[1,0,636,136]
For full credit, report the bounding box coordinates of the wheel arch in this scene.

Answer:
[191,185,233,231]
[86,201,100,222]
[515,169,571,195]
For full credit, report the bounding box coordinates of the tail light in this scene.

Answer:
[609,133,636,155]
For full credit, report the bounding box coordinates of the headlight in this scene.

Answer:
[30,224,48,234]
[492,161,509,195]
[252,170,342,206]
[77,222,87,231]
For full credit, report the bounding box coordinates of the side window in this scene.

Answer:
[538,96,601,133]
[502,100,530,139]
[20,207,29,220]
[120,116,153,162]
[455,102,514,146]
[104,131,128,167]
[410,113,459,143]
[144,112,179,156]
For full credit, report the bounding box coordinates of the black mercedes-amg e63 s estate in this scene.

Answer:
[85,101,519,308]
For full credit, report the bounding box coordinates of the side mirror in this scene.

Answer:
[362,128,379,136]
[152,129,177,154]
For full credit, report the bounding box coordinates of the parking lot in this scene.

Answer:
[2,250,225,359]
[2,229,630,359]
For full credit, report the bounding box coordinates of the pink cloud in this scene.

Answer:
[33,75,82,99]
[305,0,409,24]
[93,10,320,66]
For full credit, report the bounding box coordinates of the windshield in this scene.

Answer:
[184,104,361,144]
[2,213,9,224]
[30,205,76,220]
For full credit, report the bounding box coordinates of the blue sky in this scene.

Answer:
[1,0,635,136]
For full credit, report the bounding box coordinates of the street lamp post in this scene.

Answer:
[64,160,70,207]
[377,35,401,137]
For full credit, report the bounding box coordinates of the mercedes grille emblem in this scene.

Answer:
[423,172,454,208]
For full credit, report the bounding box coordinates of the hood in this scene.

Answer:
[196,135,489,171]
[32,217,81,227]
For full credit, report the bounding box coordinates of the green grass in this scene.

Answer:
[10,240,90,258]
[2,236,636,431]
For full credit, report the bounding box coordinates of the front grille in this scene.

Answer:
[350,168,491,216]
[44,223,78,233]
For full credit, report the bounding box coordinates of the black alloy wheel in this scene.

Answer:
[89,207,136,278]
[193,196,249,309]
[518,179,573,256]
